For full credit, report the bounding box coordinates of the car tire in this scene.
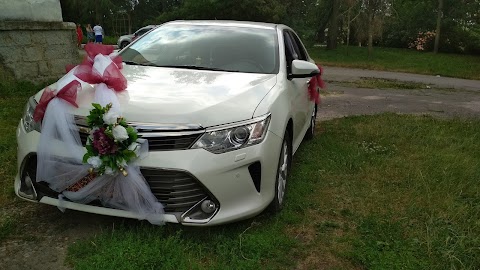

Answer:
[268,129,292,213]
[120,41,129,49]
[305,104,317,140]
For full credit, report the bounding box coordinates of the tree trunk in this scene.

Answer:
[327,0,340,50]
[367,13,374,58]
[127,12,132,34]
[346,7,351,55]
[434,0,443,53]
[95,0,102,25]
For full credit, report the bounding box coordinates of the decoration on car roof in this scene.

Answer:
[34,43,164,225]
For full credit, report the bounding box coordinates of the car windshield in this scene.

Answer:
[120,23,279,74]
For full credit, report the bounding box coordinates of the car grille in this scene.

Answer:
[141,168,209,213]
[74,116,205,151]
[23,154,210,214]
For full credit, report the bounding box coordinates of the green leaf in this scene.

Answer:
[82,153,91,163]
[85,144,94,153]
[92,103,102,110]
[122,150,137,160]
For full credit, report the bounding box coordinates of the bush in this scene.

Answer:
[102,36,119,45]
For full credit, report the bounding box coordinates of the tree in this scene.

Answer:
[433,0,443,53]
[356,0,391,57]
[342,0,361,53]
[327,0,341,49]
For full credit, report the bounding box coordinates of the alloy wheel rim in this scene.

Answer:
[277,140,288,205]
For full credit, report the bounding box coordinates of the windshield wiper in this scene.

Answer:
[155,65,237,72]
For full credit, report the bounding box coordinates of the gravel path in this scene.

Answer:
[319,66,480,120]
[1,66,479,270]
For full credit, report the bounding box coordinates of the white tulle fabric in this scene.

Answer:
[36,54,164,225]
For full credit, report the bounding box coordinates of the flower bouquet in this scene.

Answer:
[82,103,141,176]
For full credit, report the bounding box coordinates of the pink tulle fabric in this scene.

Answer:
[35,44,164,225]
[308,64,326,104]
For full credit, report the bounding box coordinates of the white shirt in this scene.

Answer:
[93,25,103,36]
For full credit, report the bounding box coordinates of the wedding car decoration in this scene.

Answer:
[32,43,164,225]
[83,103,140,177]
[308,64,325,104]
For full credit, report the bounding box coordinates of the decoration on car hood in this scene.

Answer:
[34,43,164,225]
[33,80,80,122]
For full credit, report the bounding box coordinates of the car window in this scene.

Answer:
[136,28,150,36]
[287,31,307,61]
[121,24,279,74]
[285,31,307,60]
[283,31,297,73]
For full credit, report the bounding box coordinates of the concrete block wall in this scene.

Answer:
[0,21,79,82]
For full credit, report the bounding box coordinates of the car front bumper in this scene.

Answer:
[15,122,283,226]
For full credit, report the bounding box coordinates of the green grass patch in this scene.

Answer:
[0,214,17,242]
[65,114,480,269]
[0,79,43,205]
[310,46,480,80]
[67,219,299,270]
[333,77,430,90]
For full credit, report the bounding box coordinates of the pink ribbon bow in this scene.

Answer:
[33,80,80,122]
[74,43,127,92]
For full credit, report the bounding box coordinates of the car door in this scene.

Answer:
[283,30,312,150]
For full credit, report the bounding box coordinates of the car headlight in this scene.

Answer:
[192,114,271,154]
[22,96,41,133]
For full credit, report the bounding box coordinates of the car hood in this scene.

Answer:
[39,65,277,128]
[119,34,134,39]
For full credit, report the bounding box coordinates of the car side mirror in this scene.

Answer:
[288,60,320,80]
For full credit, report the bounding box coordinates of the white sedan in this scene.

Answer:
[15,21,320,225]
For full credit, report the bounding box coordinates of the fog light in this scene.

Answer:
[181,198,219,224]
[200,200,216,214]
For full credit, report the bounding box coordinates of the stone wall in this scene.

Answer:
[0,21,79,82]
[0,0,63,22]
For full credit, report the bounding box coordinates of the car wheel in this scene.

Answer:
[269,130,292,213]
[305,104,317,140]
[120,41,129,49]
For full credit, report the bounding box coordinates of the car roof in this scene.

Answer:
[140,25,158,29]
[165,20,279,30]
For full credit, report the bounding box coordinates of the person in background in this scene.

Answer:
[93,23,104,44]
[86,24,94,43]
[76,23,83,48]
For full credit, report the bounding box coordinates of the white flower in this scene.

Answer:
[104,166,114,175]
[103,110,120,125]
[128,142,141,157]
[87,156,102,168]
[112,125,129,142]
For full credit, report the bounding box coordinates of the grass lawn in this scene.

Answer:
[66,114,480,270]
[309,46,480,80]
[1,80,479,269]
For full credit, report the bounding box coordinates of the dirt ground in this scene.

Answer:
[1,66,479,270]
